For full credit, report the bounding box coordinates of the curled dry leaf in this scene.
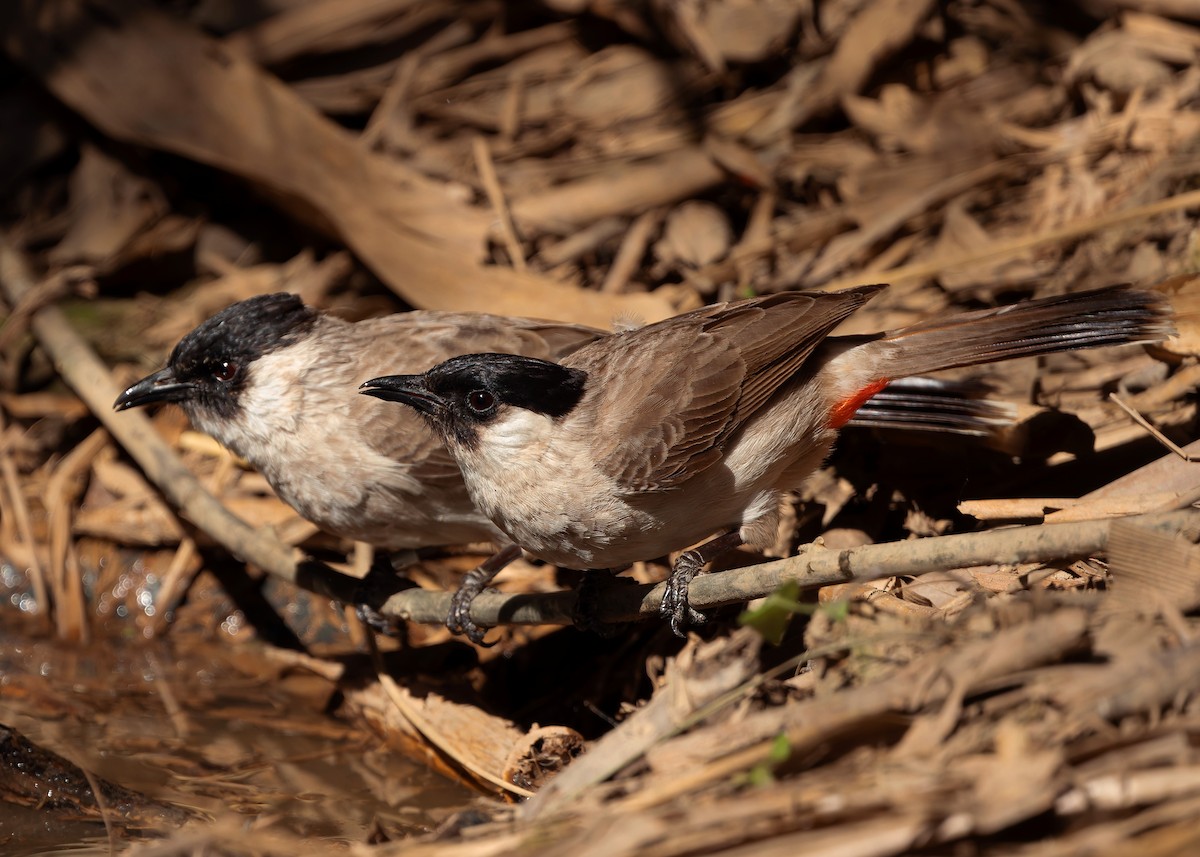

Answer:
[770,0,937,133]
[502,725,587,792]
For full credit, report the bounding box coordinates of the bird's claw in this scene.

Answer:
[351,559,407,636]
[659,550,708,637]
[447,581,497,647]
[354,602,403,636]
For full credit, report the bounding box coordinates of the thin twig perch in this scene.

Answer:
[379,509,1200,627]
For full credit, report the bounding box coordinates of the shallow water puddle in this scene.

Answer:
[0,616,474,854]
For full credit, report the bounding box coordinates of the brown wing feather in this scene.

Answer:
[584,326,744,491]
[575,286,885,493]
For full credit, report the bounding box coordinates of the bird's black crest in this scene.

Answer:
[427,353,587,420]
[170,293,318,372]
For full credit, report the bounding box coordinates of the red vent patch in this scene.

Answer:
[827,379,890,429]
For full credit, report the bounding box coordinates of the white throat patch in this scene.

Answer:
[475,407,553,454]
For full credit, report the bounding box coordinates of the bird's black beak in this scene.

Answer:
[113,367,193,411]
[360,375,444,415]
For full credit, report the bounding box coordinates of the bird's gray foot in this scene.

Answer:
[445,544,522,646]
[353,551,410,636]
[658,531,745,637]
[447,569,497,647]
[660,551,709,637]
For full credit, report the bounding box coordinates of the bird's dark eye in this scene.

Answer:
[212,361,239,383]
[466,390,495,414]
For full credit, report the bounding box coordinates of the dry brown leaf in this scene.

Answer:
[654,201,733,269]
[0,392,90,422]
[226,0,455,66]
[511,148,726,238]
[48,144,166,270]
[930,201,1051,294]
[562,46,680,126]
[1067,16,1200,96]
[90,455,155,502]
[903,570,971,609]
[1068,30,1176,94]
[344,677,576,797]
[703,135,772,188]
[933,36,989,87]
[667,0,804,67]
[758,0,936,135]
[807,156,1006,285]
[842,84,992,156]
[501,725,587,792]
[417,43,676,137]
[74,496,184,547]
